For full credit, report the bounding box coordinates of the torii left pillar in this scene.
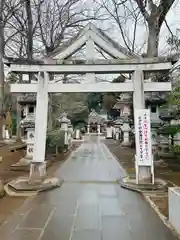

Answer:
[29,72,49,184]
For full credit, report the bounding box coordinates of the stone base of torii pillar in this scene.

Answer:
[28,162,46,184]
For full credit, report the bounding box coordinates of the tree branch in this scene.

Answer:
[158,0,175,27]
[133,0,149,20]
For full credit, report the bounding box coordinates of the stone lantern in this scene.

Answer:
[75,128,81,140]
[67,120,73,148]
[18,94,36,119]
[68,121,73,134]
[18,94,36,141]
[113,93,132,146]
[145,92,165,155]
[113,118,123,141]
[19,94,36,163]
[170,119,180,146]
[59,112,70,146]
[20,114,35,162]
[105,120,113,139]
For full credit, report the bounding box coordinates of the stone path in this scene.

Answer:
[0,137,178,240]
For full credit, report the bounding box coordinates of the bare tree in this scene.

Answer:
[97,0,176,57]
[5,1,37,59]
[95,0,142,53]
[35,0,99,55]
[134,0,175,57]
[0,0,21,139]
[3,0,36,140]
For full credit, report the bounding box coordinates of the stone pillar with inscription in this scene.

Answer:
[26,128,35,159]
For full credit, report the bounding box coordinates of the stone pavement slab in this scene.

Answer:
[74,205,100,230]
[71,230,101,240]
[12,229,42,240]
[102,215,132,240]
[0,137,178,240]
[40,213,74,240]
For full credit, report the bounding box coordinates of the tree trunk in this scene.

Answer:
[171,134,174,146]
[147,22,160,57]
[0,0,4,140]
[25,0,33,82]
[25,0,33,59]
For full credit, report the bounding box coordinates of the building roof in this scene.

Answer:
[88,109,107,124]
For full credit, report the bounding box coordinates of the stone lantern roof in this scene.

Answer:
[88,109,104,125]
[68,118,72,127]
[159,107,176,122]
[58,112,70,124]
[113,118,123,126]
[18,94,36,105]
[145,92,167,105]
[113,93,132,110]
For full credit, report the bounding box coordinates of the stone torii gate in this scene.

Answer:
[7,23,174,184]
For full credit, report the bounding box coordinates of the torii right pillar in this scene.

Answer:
[133,70,154,184]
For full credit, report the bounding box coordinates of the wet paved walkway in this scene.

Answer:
[0,137,178,240]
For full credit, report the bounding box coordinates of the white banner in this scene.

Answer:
[135,109,152,166]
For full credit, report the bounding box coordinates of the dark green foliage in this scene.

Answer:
[167,35,180,51]
[87,93,102,112]
[12,114,17,135]
[171,145,180,156]
[158,124,180,136]
[46,130,66,154]
[158,125,180,155]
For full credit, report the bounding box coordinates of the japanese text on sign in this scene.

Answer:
[135,109,152,166]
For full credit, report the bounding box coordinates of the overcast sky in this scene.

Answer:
[83,0,180,55]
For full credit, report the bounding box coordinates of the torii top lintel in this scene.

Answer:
[4,23,178,73]
[49,23,138,60]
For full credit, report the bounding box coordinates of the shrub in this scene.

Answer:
[171,145,180,156]
[46,130,66,154]
[158,124,180,136]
